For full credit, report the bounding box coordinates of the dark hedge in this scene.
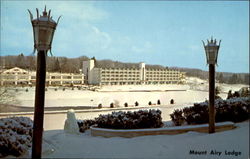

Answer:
[170,97,250,126]
[77,109,163,131]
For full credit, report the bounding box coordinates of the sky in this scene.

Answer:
[0,1,249,73]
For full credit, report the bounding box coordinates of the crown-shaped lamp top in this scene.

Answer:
[28,6,61,53]
[203,37,221,47]
[202,37,221,65]
[28,6,59,23]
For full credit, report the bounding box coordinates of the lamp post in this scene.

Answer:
[28,6,60,158]
[202,37,221,134]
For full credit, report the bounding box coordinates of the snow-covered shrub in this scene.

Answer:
[135,101,139,106]
[227,88,248,99]
[0,117,33,157]
[95,109,163,129]
[215,97,249,122]
[170,109,185,126]
[124,103,128,107]
[98,104,102,109]
[77,119,96,133]
[77,109,163,132]
[182,103,209,124]
[157,99,161,105]
[170,99,174,104]
[110,103,114,108]
[170,97,250,126]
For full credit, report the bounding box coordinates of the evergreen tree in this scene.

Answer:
[27,56,36,70]
[60,57,68,72]
[16,53,26,68]
[241,88,250,97]
[216,73,224,83]
[228,74,238,84]
[215,86,222,99]
[51,58,61,72]
[227,90,233,99]
[244,74,249,85]
[233,91,240,98]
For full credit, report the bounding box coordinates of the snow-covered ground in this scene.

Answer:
[5,77,245,108]
[23,121,248,159]
[2,77,247,131]
[2,77,249,158]
[186,77,247,93]
[11,105,181,130]
[15,89,211,107]
[13,85,191,107]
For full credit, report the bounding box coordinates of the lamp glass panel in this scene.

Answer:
[209,51,216,61]
[38,29,48,45]
[47,29,54,45]
[38,28,53,45]
[34,26,39,45]
[215,50,218,62]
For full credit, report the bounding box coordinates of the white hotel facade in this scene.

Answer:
[83,59,186,85]
[0,60,186,86]
[0,67,84,86]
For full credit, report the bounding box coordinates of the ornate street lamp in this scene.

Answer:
[28,6,61,158]
[202,37,221,134]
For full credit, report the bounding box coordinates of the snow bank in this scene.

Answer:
[64,109,79,134]
[41,121,249,158]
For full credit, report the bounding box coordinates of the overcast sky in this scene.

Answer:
[1,1,249,73]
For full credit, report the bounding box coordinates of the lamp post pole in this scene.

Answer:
[28,6,60,158]
[202,37,221,134]
[209,64,215,133]
[32,50,46,158]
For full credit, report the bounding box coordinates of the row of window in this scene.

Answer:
[101,78,140,81]
[146,78,179,81]
[1,76,83,80]
[101,68,180,72]
[1,75,83,79]
[102,75,140,77]
[101,71,180,74]
[4,72,28,75]
[101,68,139,71]
[101,75,179,78]
[146,72,180,75]
[101,71,140,74]
[146,75,180,77]
[101,78,180,81]
[100,81,179,85]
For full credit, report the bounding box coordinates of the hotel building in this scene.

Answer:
[83,59,186,85]
[0,67,84,86]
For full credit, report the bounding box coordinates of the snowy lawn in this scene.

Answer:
[9,82,240,107]
[2,79,248,158]
[3,78,247,108]
[38,121,249,158]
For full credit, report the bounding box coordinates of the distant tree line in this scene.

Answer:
[0,54,88,73]
[174,67,249,85]
[0,54,248,85]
